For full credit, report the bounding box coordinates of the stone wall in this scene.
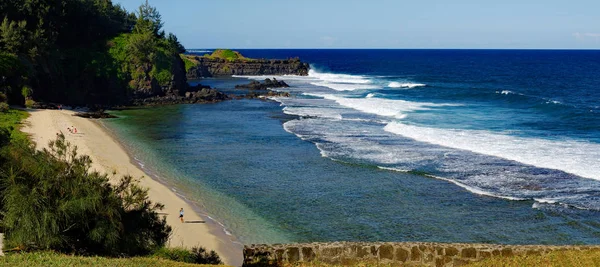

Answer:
[243,241,600,266]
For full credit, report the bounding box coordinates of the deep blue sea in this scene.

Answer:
[106,50,600,246]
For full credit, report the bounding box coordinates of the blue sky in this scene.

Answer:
[114,0,600,49]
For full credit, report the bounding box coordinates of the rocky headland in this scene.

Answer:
[184,49,310,78]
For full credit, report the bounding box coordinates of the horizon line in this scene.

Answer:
[186,48,600,51]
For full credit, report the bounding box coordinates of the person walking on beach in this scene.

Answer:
[179,208,184,223]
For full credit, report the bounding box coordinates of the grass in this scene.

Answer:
[0,108,29,143]
[203,49,252,61]
[263,249,600,267]
[467,249,600,267]
[0,251,230,267]
[181,54,198,72]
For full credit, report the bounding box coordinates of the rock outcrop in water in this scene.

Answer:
[235,78,289,90]
[184,50,310,78]
[131,85,230,106]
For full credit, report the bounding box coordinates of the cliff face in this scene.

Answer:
[130,55,189,100]
[186,57,310,79]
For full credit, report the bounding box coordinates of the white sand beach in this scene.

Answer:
[22,109,240,266]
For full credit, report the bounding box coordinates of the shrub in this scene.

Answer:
[24,99,35,108]
[191,246,222,265]
[153,247,196,263]
[0,92,7,103]
[153,246,222,265]
[0,134,171,256]
[0,102,8,113]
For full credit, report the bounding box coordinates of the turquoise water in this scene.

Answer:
[105,100,600,246]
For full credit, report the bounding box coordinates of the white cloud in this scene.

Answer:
[573,32,600,41]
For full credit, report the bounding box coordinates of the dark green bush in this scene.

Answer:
[0,134,171,256]
[191,246,223,265]
[153,246,222,265]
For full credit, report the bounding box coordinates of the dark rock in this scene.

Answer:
[235,78,289,90]
[74,111,117,119]
[131,88,230,106]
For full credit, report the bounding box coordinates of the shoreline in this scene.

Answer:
[95,119,245,261]
[21,109,242,266]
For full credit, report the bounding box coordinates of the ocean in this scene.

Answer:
[105,49,600,246]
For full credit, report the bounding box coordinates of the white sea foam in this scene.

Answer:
[282,106,343,120]
[318,95,458,120]
[366,93,376,98]
[384,122,600,180]
[310,81,380,91]
[388,82,426,88]
[308,69,371,84]
[379,166,527,201]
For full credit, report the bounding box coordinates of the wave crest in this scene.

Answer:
[388,82,426,88]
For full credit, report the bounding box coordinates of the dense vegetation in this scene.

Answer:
[0,0,186,106]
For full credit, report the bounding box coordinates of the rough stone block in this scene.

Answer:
[302,247,315,261]
[445,247,459,256]
[461,247,477,258]
[379,244,394,260]
[287,247,300,262]
[479,251,492,258]
[275,249,284,261]
[370,245,378,256]
[396,248,410,262]
[411,246,422,261]
[436,257,445,267]
[492,249,501,256]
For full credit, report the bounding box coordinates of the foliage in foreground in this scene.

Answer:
[0,251,227,267]
[153,246,223,265]
[0,132,171,256]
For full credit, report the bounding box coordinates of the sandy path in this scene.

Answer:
[21,109,241,266]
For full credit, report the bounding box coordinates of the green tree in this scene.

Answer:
[0,17,28,54]
[134,0,164,37]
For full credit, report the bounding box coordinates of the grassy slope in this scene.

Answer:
[181,54,198,72]
[0,251,229,267]
[467,249,600,267]
[279,249,600,267]
[0,108,29,143]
